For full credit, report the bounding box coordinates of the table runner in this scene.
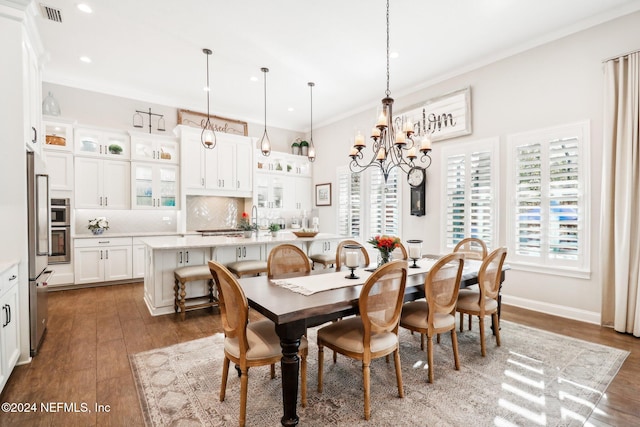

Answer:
[273,258,443,295]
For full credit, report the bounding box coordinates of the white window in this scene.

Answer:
[440,138,499,253]
[506,121,590,276]
[336,166,401,239]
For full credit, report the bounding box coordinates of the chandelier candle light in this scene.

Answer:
[349,0,433,183]
[201,48,216,149]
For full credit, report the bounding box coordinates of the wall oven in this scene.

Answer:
[49,198,70,264]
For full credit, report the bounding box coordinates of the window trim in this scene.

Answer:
[505,121,591,277]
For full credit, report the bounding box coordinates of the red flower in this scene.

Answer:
[242,212,249,218]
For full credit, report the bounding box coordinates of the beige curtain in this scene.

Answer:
[601,52,640,336]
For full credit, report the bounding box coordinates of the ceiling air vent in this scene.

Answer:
[40,4,63,23]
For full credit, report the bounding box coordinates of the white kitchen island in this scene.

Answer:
[139,232,343,316]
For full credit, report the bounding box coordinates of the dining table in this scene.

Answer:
[238,257,507,426]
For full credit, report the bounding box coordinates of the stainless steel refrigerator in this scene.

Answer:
[27,151,52,356]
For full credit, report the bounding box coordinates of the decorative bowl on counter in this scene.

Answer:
[292,231,318,238]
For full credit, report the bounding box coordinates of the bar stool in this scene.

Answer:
[174,265,218,321]
[308,253,334,269]
[225,260,268,278]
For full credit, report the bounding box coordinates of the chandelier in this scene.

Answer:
[201,48,216,149]
[348,0,432,182]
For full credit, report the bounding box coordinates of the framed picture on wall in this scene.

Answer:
[315,183,332,206]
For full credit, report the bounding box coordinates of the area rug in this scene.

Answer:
[130,320,628,426]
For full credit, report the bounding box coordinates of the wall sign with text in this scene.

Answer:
[177,109,248,136]
[398,87,472,142]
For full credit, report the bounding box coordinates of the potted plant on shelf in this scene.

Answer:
[291,139,301,155]
[269,223,280,237]
[238,212,257,238]
[299,140,309,156]
[88,217,109,235]
[108,144,123,155]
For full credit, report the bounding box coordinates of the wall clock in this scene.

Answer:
[408,167,426,217]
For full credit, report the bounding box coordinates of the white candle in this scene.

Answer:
[371,127,381,138]
[409,246,421,259]
[376,111,387,127]
[420,135,432,151]
[349,146,358,156]
[376,147,386,160]
[346,252,358,268]
[407,146,417,158]
[395,132,406,144]
[355,132,365,147]
[403,119,413,133]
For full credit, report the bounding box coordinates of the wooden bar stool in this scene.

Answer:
[225,260,267,278]
[174,265,218,321]
[309,253,334,269]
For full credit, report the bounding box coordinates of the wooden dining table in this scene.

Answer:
[238,258,506,426]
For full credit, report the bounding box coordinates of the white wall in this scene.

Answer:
[310,11,640,323]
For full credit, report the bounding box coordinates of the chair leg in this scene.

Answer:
[451,329,460,370]
[363,361,371,420]
[468,314,473,331]
[220,356,230,401]
[427,335,434,383]
[270,364,275,379]
[437,333,441,344]
[333,350,337,363]
[394,349,404,398]
[479,315,486,357]
[493,312,501,347]
[179,281,187,321]
[239,367,249,427]
[174,279,179,313]
[420,333,425,351]
[301,351,307,407]
[459,312,464,332]
[317,345,324,393]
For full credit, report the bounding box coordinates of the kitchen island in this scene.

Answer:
[140,232,343,316]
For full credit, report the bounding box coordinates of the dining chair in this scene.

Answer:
[335,239,370,270]
[456,247,507,356]
[453,237,488,330]
[392,242,408,260]
[399,252,465,383]
[208,260,308,427]
[317,260,408,420]
[267,243,311,278]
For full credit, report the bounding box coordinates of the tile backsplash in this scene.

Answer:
[186,196,242,231]
[75,209,177,235]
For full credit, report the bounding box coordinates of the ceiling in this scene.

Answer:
[32,0,640,132]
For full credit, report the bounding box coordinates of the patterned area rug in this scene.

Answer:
[130,320,628,426]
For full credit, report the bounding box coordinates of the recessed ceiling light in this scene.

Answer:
[79,56,92,63]
[287,107,294,112]
[250,76,258,82]
[77,3,92,13]
[203,86,210,92]
[390,52,399,59]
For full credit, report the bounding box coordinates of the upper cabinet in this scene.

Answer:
[22,29,42,155]
[43,118,74,152]
[75,126,130,159]
[176,125,253,198]
[256,150,311,177]
[130,131,179,164]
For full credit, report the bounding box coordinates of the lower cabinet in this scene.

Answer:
[74,237,133,284]
[132,240,147,279]
[1,263,20,393]
[148,248,209,309]
[215,245,264,264]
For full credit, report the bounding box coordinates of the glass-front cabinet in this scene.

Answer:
[255,173,284,209]
[131,162,179,209]
[130,132,179,164]
[75,126,130,159]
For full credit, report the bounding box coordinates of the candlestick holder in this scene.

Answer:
[407,239,423,268]
[343,244,362,279]
[345,266,359,280]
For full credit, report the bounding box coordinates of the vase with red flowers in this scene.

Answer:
[367,235,401,267]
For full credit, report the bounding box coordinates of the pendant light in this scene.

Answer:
[307,82,316,162]
[258,67,272,157]
[201,48,216,149]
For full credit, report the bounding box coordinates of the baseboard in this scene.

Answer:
[501,294,601,325]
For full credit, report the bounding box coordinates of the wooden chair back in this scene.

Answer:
[208,260,250,354]
[453,237,488,260]
[392,242,408,260]
[478,247,507,301]
[425,253,465,333]
[335,239,370,270]
[359,260,408,341]
[267,243,311,278]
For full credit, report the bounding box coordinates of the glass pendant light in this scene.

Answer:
[258,67,272,157]
[307,82,316,162]
[201,48,216,149]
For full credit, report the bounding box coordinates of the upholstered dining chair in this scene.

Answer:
[453,237,488,260]
[335,239,370,271]
[208,260,308,427]
[453,237,488,330]
[267,243,311,278]
[317,260,408,420]
[456,247,507,357]
[399,252,465,383]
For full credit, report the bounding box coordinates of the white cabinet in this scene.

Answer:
[132,242,146,279]
[177,125,253,197]
[255,172,285,209]
[75,127,130,159]
[43,119,74,151]
[131,162,178,209]
[149,248,209,309]
[130,132,179,164]
[44,151,74,192]
[215,245,264,264]
[285,176,312,211]
[74,237,133,284]
[1,263,20,393]
[75,157,130,209]
[23,34,42,155]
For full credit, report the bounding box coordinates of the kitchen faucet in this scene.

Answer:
[251,204,258,229]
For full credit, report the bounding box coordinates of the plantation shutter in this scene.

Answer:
[445,154,466,248]
[470,151,493,243]
[337,167,361,238]
[514,143,542,258]
[369,168,399,236]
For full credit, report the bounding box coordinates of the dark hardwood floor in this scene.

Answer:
[0,282,638,426]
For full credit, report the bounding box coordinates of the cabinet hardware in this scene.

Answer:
[242,247,246,258]
[2,305,7,327]
[100,196,103,206]
[105,196,108,206]
[98,241,110,244]
[179,251,183,264]
[186,251,189,263]
[201,178,205,187]
[8,275,16,281]
[32,126,37,144]
[100,250,103,260]
[105,250,109,259]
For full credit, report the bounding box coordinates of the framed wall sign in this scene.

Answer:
[177,109,248,136]
[315,183,332,206]
[398,87,472,142]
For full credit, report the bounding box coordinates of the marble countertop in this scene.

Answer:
[139,232,343,250]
